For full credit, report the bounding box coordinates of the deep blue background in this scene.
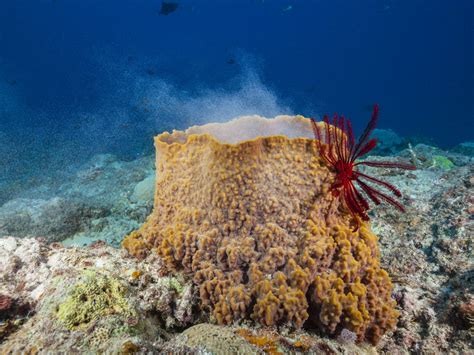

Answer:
[0,0,472,179]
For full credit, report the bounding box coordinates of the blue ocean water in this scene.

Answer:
[0,0,472,200]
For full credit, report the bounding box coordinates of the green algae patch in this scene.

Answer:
[431,155,455,170]
[56,269,135,330]
[162,276,185,296]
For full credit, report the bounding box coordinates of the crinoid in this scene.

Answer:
[311,104,416,227]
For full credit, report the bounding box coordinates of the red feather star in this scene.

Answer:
[311,104,416,227]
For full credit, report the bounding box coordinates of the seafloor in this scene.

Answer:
[0,127,472,354]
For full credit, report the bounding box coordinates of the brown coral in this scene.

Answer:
[122,115,399,344]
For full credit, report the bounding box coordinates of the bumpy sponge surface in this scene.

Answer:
[122,115,398,344]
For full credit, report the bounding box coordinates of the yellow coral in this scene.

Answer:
[122,115,398,344]
[236,328,282,355]
[121,230,149,260]
[131,270,142,279]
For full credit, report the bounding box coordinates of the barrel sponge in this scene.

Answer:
[122,114,399,344]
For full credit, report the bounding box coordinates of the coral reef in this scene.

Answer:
[122,114,399,344]
[0,154,154,246]
[163,323,260,354]
[164,323,377,354]
[0,237,195,353]
[0,197,92,243]
[366,148,473,353]
[0,234,384,353]
[0,115,472,353]
[452,141,474,156]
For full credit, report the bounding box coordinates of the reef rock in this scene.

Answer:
[452,141,474,157]
[123,115,399,344]
[163,323,260,354]
[0,154,155,246]
[371,129,403,155]
[1,115,472,353]
[0,237,195,353]
[362,154,473,353]
[0,197,92,242]
[130,174,155,203]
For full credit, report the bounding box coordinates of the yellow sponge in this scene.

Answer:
[122,115,398,344]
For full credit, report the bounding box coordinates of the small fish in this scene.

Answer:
[226,58,236,65]
[6,79,17,86]
[159,1,179,16]
[146,68,156,76]
[282,5,293,12]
